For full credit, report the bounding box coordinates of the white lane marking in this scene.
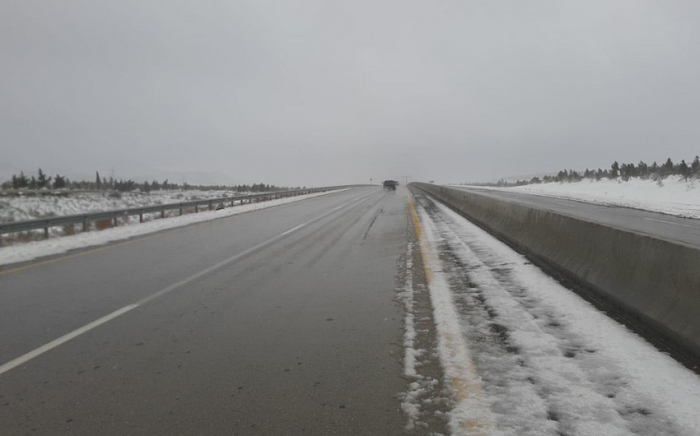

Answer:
[280,223,306,236]
[0,192,377,377]
[644,217,693,228]
[0,304,139,376]
[279,206,344,237]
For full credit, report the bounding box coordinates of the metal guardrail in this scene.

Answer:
[0,185,362,246]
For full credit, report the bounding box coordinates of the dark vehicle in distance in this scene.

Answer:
[383,180,398,190]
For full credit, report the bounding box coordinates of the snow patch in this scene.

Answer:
[419,195,700,435]
[456,176,700,219]
[412,197,497,435]
[0,189,252,224]
[0,190,346,267]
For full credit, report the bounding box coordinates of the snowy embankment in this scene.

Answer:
[0,190,345,268]
[411,191,700,436]
[0,189,249,224]
[457,176,700,219]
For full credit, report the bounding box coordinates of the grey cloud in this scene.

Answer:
[2,0,700,185]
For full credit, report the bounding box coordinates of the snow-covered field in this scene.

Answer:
[0,190,345,267]
[410,191,700,435]
[455,176,700,219]
[0,189,248,224]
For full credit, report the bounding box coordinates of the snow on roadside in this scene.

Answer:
[398,241,421,428]
[417,193,700,435]
[0,189,253,224]
[0,190,347,267]
[454,176,700,219]
[397,235,451,433]
[411,197,497,435]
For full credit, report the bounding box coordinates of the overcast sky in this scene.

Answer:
[2,1,700,186]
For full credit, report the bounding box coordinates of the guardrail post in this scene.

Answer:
[1,185,352,245]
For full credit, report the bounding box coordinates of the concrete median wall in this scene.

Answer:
[412,182,700,367]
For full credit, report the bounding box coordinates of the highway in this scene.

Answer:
[2,184,700,435]
[0,187,409,435]
[451,186,700,248]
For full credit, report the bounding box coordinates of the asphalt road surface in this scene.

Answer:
[451,186,700,248]
[0,187,410,436]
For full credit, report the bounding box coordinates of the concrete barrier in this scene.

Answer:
[411,183,700,367]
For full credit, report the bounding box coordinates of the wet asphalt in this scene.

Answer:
[0,187,410,435]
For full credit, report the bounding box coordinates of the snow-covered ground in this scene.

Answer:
[455,176,700,219]
[410,191,700,435]
[0,190,346,267]
[0,189,249,224]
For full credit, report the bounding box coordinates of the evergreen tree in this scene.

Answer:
[96,171,102,189]
[53,174,66,189]
[15,172,28,188]
[692,156,700,176]
[619,164,629,181]
[662,158,674,177]
[650,161,659,178]
[679,160,690,180]
[37,168,51,188]
[637,161,649,179]
[29,176,38,189]
[620,163,638,181]
[611,161,620,179]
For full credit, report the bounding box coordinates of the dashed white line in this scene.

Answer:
[0,192,376,377]
[0,304,139,376]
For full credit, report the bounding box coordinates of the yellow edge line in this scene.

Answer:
[407,192,494,435]
[407,195,429,283]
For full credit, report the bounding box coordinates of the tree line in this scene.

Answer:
[486,156,700,187]
[3,169,289,193]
